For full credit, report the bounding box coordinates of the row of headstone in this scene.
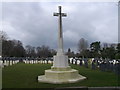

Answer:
[1,57,120,74]
[0,60,19,68]
[1,57,54,61]
[2,57,23,61]
[93,59,120,75]
[69,57,120,75]
[69,58,88,69]
[69,58,85,65]
[23,60,53,64]
[69,58,88,68]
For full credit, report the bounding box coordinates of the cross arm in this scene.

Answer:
[53,13,59,16]
[61,13,67,17]
[53,13,67,17]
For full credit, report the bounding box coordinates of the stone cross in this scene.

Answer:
[53,6,67,54]
[38,6,86,84]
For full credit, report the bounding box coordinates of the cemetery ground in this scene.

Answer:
[2,63,119,88]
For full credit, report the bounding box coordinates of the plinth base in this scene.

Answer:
[38,69,86,84]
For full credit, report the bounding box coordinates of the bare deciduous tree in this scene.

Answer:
[78,38,88,52]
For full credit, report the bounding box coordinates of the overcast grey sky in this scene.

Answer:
[2,2,118,52]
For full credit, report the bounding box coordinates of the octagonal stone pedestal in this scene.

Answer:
[38,69,86,84]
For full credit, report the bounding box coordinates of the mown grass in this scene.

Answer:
[2,63,119,88]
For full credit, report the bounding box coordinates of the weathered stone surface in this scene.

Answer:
[38,69,86,84]
[53,55,69,68]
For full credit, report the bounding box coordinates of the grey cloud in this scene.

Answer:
[2,2,118,52]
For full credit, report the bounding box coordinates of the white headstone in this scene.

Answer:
[10,61,12,66]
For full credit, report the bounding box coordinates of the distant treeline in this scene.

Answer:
[1,31,120,59]
[2,39,56,58]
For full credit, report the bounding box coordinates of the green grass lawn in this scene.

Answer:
[2,63,119,88]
